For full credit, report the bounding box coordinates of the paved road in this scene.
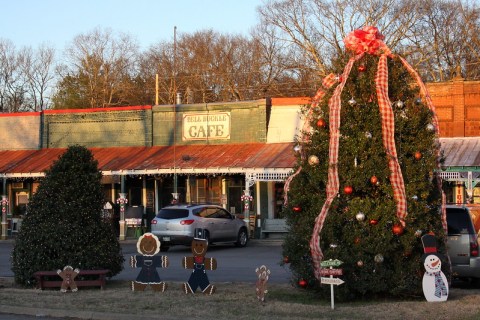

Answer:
[0,239,291,284]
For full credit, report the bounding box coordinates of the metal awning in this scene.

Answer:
[0,143,296,180]
[439,137,480,197]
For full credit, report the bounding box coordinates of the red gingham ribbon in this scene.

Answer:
[310,56,361,280]
[376,54,407,226]
[284,74,339,206]
[301,73,339,143]
[397,56,447,236]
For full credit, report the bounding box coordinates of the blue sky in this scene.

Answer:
[0,0,264,51]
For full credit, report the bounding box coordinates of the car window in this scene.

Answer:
[157,208,189,219]
[212,208,231,219]
[446,208,475,235]
[195,207,210,218]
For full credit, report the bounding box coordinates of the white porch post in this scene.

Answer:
[1,195,9,240]
[117,193,127,240]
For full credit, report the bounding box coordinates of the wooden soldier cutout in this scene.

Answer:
[182,228,217,294]
[421,234,448,302]
[130,233,169,292]
[255,265,270,302]
[57,266,80,293]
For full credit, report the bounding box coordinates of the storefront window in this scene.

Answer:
[274,182,285,218]
[473,186,480,204]
[189,177,222,204]
[227,176,245,214]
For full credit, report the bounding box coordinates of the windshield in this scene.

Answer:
[156,208,189,219]
[446,208,475,235]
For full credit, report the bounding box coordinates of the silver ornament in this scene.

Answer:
[415,229,423,237]
[365,132,372,139]
[427,123,435,131]
[356,212,365,222]
[308,155,319,166]
[294,145,301,152]
[374,254,384,263]
[348,98,357,106]
[395,100,404,108]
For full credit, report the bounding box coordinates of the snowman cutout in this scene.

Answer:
[421,234,448,302]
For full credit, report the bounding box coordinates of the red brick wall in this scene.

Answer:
[427,76,480,137]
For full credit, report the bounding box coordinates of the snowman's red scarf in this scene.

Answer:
[308,52,446,280]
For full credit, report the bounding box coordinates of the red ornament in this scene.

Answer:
[354,237,361,244]
[369,219,378,225]
[344,185,353,195]
[293,206,302,213]
[298,279,308,288]
[370,176,378,185]
[414,151,422,160]
[358,65,366,72]
[316,118,327,128]
[283,256,290,263]
[392,224,404,235]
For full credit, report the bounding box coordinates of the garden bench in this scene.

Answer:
[33,269,110,290]
[261,219,288,237]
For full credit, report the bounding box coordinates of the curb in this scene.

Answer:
[0,305,170,320]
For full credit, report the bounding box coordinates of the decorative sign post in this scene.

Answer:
[241,189,253,225]
[117,193,128,241]
[320,259,344,310]
[1,195,8,240]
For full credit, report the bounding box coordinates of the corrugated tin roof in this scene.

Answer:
[440,138,480,167]
[0,143,296,177]
[1,139,477,178]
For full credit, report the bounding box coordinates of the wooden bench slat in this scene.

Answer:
[261,219,288,234]
[33,269,110,290]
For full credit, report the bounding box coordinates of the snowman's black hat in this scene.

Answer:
[421,234,443,262]
[421,234,437,254]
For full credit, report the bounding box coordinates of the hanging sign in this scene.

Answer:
[183,112,231,141]
[320,277,345,285]
[320,268,343,276]
[320,259,343,268]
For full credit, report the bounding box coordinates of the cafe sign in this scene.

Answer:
[183,112,231,141]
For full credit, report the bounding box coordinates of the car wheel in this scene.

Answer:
[235,228,248,247]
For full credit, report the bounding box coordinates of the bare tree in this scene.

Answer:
[20,44,56,111]
[0,39,27,112]
[257,0,480,82]
[59,28,139,108]
[410,0,480,81]
[257,0,421,78]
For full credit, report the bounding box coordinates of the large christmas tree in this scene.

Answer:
[282,27,447,300]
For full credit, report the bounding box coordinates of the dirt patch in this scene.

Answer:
[0,280,479,319]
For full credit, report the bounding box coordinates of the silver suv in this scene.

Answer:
[446,205,480,282]
[150,204,249,251]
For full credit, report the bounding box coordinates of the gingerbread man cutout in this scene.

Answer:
[255,265,270,302]
[130,233,169,292]
[57,266,80,293]
[182,230,217,295]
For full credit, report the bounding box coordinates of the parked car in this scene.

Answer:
[150,204,249,251]
[446,205,480,283]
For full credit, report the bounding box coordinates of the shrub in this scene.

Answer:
[11,145,124,286]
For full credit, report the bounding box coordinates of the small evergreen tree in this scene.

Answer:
[12,145,124,286]
[282,27,447,300]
